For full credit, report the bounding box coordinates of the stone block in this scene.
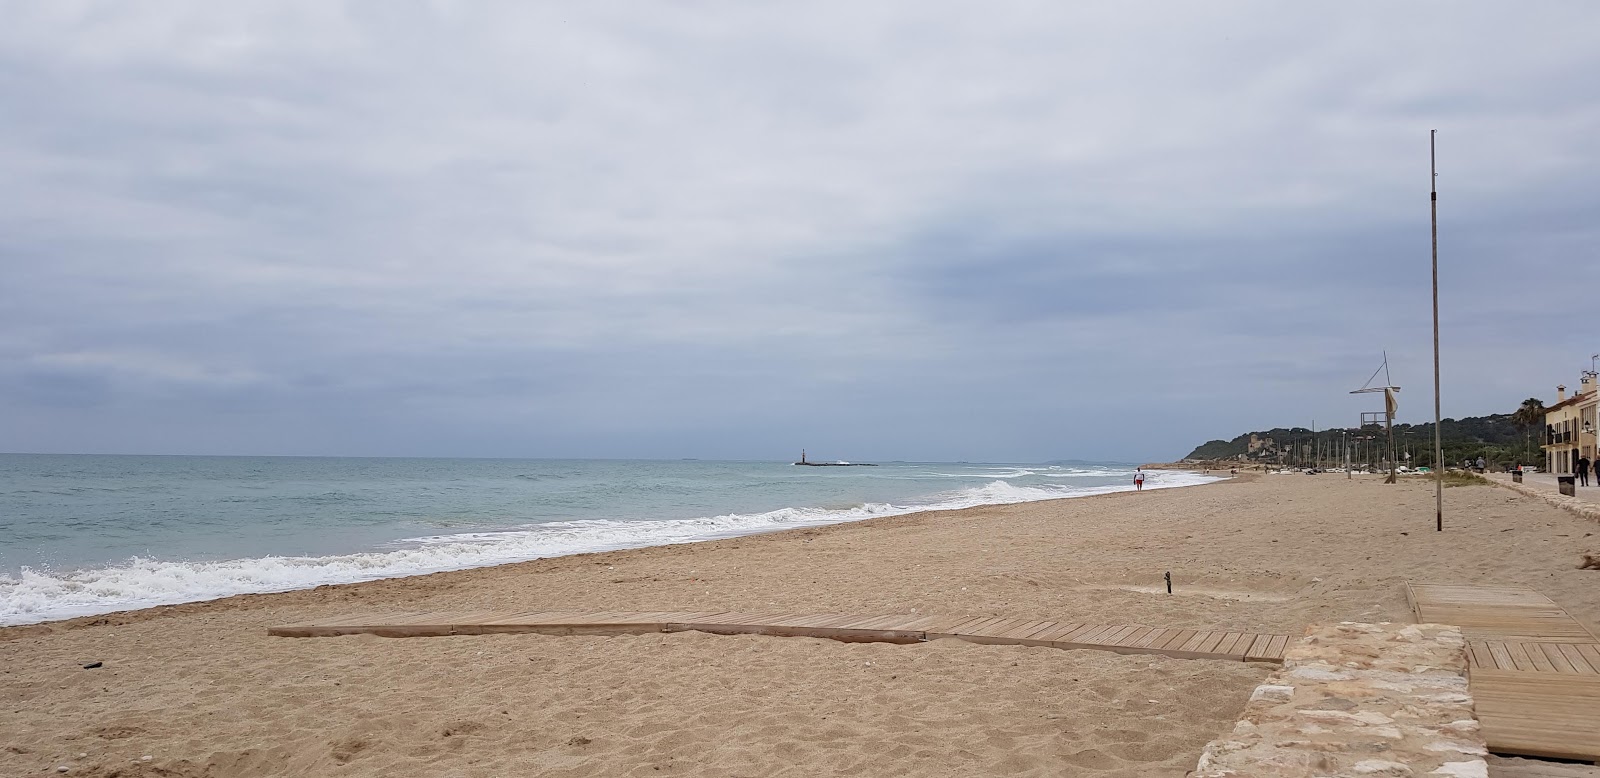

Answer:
[1192,623,1486,778]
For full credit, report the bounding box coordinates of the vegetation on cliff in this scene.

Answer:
[1186,400,1549,469]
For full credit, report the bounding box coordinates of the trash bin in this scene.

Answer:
[1512,471,1524,483]
[1558,475,1576,496]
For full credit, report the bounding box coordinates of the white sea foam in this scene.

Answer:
[0,470,1219,626]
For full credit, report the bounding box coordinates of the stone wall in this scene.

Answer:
[1192,622,1487,778]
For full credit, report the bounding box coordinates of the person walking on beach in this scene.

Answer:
[1476,456,1486,473]
[1133,468,1146,491]
[1580,455,1592,487]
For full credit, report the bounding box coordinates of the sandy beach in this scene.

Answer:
[4,473,1598,777]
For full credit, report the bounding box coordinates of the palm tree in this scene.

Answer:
[1511,397,1547,464]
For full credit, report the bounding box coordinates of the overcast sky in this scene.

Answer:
[2,2,1598,462]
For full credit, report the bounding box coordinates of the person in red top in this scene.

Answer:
[1133,468,1146,491]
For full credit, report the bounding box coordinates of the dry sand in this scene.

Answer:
[4,473,1598,777]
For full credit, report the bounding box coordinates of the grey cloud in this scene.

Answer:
[2,2,1599,461]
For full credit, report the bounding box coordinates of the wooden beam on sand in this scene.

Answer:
[268,610,1291,663]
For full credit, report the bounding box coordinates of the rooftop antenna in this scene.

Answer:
[1429,130,1443,531]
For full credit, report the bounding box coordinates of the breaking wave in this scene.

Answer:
[0,470,1217,625]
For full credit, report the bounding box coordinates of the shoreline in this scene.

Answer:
[1,469,1222,629]
[8,473,1593,776]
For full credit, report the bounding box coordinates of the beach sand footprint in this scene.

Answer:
[1061,747,1119,770]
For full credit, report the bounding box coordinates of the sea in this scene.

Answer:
[0,455,1217,626]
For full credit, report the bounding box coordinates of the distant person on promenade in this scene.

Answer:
[1476,456,1486,473]
[1580,455,1592,487]
[1134,468,1146,491]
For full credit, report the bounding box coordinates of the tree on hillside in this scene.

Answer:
[1510,397,1548,463]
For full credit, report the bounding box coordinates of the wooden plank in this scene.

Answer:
[997,620,1057,640]
[741,611,815,626]
[1050,623,1110,644]
[1243,634,1289,662]
[883,614,964,634]
[717,611,794,626]
[1468,641,1499,671]
[1488,641,1518,672]
[1266,635,1290,659]
[1059,625,1121,646]
[755,613,832,627]
[476,611,670,636]
[1216,630,1254,656]
[970,620,1061,647]
[666,612,767,633]
[813,614,908,629]
[578,611,676,624]
[1471,669,1600,760]
[966,619,1036,639]
[669,611,738,627]
[547,610,629,624]
[1089,624,1137,643]
[1240,633,1273,660]
[1561,644,1600,675]
[1206,632,1239,656]
[1132,628,1179,649]
[1501,640,1536,672]
[1070,625,1124,646]
[1176,631,1213,654]
[673,611,750,627]
[1578,644,1600,668]
[1014,621,1067,640]
[1117,627,1155,648]
[889,614,970,633]
[763,622,924,644]
[1521,641,1556,672]
[733,611,805,626]
[949,616,1014,635]
[1156,629,1198,651]
[960,618,1037,638]
[845,614,925,630]
[954,619,1046,645]
[1184,630,1223,654]
[808,614,882,629]
[1026,622,1086,643]
[933,616,999,635]
[1537,643,1578,674]
[1195,631,1229,655]
[576,610,666,625]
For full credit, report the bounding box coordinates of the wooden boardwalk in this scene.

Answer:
[1407,582,1597,642]
[1467,639,1600,674]
[1407,582,1600,762]
[268,610,1290,663]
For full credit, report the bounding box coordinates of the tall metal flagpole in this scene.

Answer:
[1431,130,1443,531]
